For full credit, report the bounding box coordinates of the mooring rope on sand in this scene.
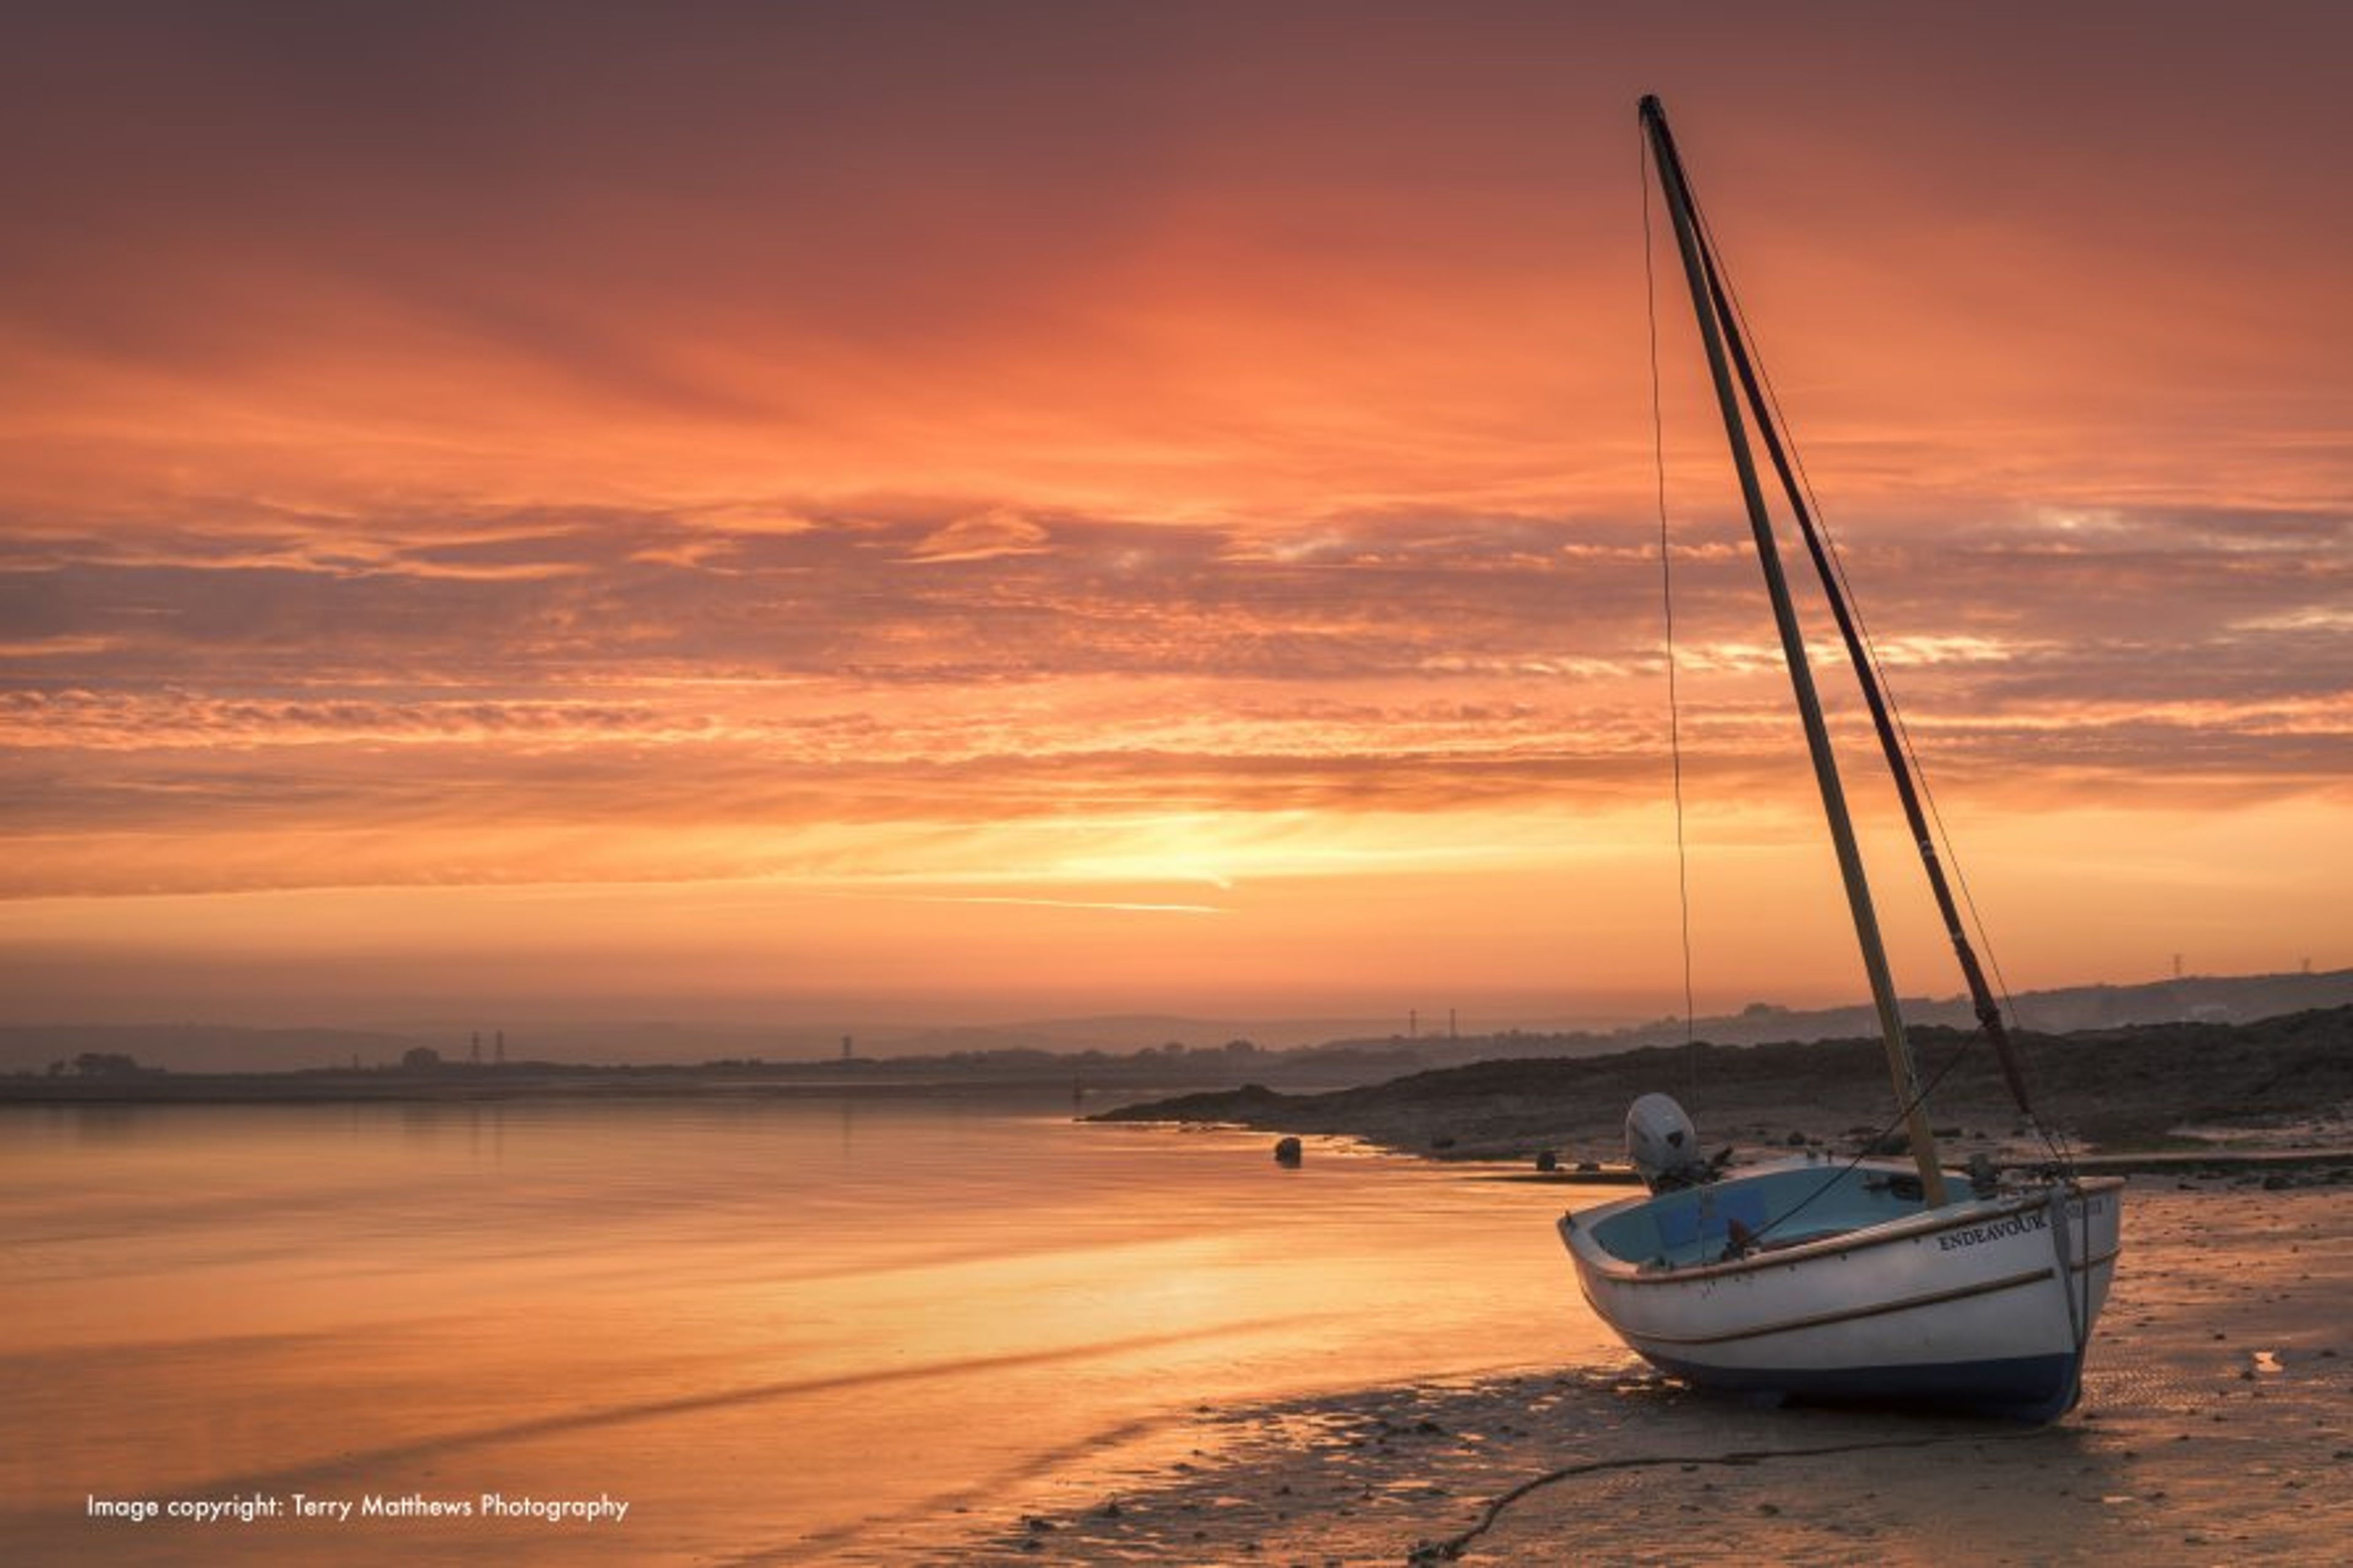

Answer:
[1411,1424,2062,1563]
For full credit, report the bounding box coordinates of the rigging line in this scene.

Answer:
[1744,1021,2020,1253]
[1683,185,2055,1141]
[1642,118,1698,1055]
[1687,197,2024,1036]
[1749,363,2026,1043]
[1744,1035,1963,1248]
[1704,283,2058,1165]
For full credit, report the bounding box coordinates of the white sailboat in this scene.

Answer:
[1558,97,2123,1423]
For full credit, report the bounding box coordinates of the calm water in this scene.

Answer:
[1,1097,1615,1562]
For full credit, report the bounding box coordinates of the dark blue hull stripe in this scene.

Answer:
[1639,1349,2085,1423]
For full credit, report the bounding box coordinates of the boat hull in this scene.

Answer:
[1559,1161,2124,1422]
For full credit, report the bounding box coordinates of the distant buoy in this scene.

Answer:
[1273,1136,1303,1166]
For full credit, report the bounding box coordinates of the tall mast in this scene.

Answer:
[1639,94,1947,1203]
[1692,254,2036,1118]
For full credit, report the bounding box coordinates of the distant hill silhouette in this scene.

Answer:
[1302,968,2353,1069]
[4,967,2345,1077]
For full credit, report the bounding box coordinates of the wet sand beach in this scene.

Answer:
[934,1180,2352,1566]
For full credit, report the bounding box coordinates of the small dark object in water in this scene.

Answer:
[1273,1136,1303,1165]
[1535,1149,1558,1172]
[1430,1134,1457,1151]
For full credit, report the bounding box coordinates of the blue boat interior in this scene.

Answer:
[1590,1162,1963,1269]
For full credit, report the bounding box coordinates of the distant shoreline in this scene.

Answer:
[0,1065,1173,1108]
[13,1006,2352,1179]
[8,965,2349,1080]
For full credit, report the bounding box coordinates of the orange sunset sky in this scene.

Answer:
[2,3,2347,1034]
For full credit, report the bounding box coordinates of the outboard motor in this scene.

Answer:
[1626,1093,1707,1192]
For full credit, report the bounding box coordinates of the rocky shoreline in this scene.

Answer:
[1092,1005,2353,1178]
